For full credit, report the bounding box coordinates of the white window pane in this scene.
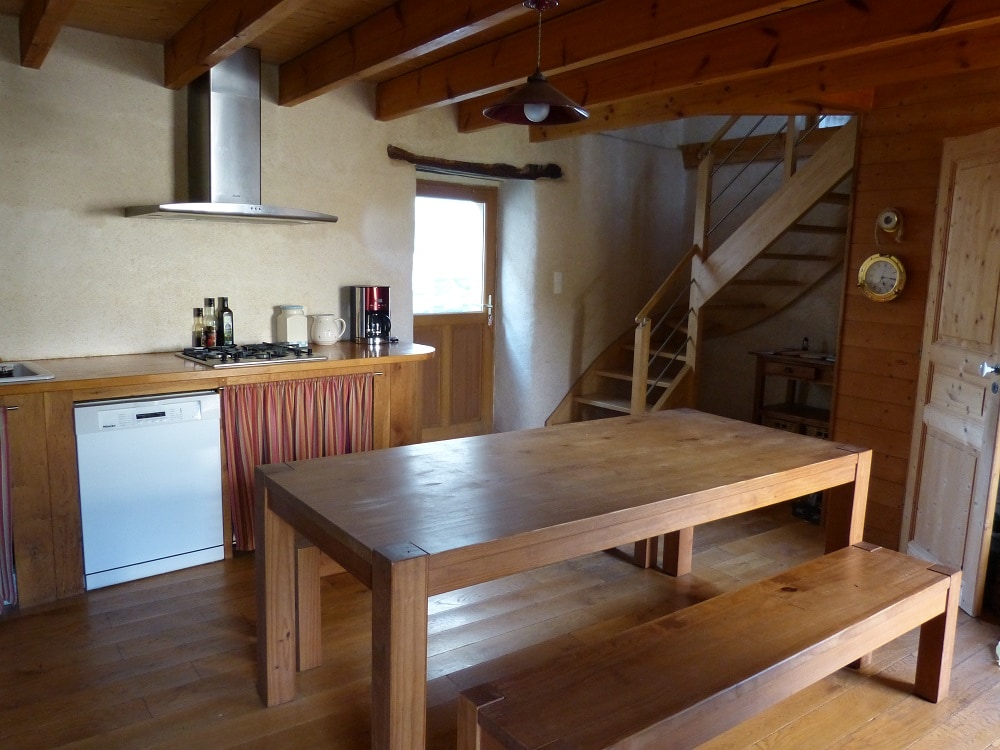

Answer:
[414,196,486,314]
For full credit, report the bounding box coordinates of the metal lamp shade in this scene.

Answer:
[483,70,589,126]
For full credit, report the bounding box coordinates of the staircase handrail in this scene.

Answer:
[634,243,702,324]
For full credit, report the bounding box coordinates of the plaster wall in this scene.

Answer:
[0,18,681,430]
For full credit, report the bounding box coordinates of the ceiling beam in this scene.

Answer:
[457,0,1000,132]
[518,87,872,141]
[374,0,824,120]
[164,0,312,90]
[525,20,1000,140]
[279,0,526,107]
[19,0,75,68]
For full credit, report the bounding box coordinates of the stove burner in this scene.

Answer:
[177,343,328,368]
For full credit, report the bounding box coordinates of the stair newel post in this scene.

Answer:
[631,317,652,414]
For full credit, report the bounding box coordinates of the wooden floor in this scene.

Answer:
[3,505,999,749]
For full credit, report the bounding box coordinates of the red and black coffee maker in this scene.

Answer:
[351,285,391,342]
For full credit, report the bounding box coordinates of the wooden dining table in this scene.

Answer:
[254,409,871,750]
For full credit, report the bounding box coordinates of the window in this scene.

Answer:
[413,182,493,314]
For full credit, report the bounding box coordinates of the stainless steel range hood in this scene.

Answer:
[126,48,337,225]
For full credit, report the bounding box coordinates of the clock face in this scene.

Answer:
[864,260,899,295]
[858,253,906,302]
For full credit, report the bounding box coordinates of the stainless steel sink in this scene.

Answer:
[0,361,56,383]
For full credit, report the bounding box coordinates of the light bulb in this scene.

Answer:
[523,102,550,123]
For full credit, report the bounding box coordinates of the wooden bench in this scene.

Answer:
[457,543,961,750]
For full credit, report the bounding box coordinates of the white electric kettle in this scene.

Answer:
[309,314,347,344]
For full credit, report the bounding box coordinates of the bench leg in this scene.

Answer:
[661,527,694,576]
[914,565,962,702]
[458,685,505,750]
[296,542,322,671]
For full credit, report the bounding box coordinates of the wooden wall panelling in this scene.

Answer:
[834,64,1000,548]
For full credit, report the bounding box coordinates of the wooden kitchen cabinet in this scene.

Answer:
[1,392,83,608]
[750,350,834,438]
[0,344,432,610]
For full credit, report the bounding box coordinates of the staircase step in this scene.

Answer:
[729,279,804,287]
[574,394,633,414]
[759,252,837,262]
[788,223,847,235]
[624,345,689,362]
[820,191,851,205]
[703,301,768,311]
[596,368,675,388]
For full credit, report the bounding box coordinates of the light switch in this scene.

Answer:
[553,271,563,295]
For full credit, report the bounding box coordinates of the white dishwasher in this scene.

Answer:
[75,391,224,590]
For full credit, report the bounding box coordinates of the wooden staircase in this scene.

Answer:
[547,116,857,426]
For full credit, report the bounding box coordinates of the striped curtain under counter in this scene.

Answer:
[222,373,375,551]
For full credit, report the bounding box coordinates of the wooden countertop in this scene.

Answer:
[0,342,434,397]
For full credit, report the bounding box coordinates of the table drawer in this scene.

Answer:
[763,361,821,380]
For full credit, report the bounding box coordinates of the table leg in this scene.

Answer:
[661,527,694,576]
[255,480,298,706]
[296,541,322,671]
[372,543,429,750]
[823,449,872,552]
[632,537,659,568]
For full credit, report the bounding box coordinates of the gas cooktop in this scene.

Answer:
[177,343,328,368]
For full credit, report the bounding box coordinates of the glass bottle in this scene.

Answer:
[191,307,205,347]
[203,298,217,347]
[217,296,234,346]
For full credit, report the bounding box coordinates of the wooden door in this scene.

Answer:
[413,181,496,442]
[902,125,1000,615]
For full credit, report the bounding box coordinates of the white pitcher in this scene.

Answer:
[309,314,347,345]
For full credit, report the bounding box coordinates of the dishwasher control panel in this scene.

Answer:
[74,391,219,434]
[96,401,200,430]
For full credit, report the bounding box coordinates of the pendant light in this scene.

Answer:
[483,0,588,126]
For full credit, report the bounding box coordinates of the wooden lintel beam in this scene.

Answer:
[19,0,75,69]
[459,72,854,135]
[279,0,525,107]
[529,98,839,142]
[164,0,312,90]
[387,145,562,180]
[375,0,823,120]
[460,0,1000,130]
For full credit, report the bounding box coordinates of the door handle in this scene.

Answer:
[979,361,1000,377]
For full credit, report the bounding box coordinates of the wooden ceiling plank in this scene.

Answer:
[524,21,1000,140]
[374,0,825,119]
[279,0,525,107]
[19,0,76,68]
[457,0,1000,129]
[164,0,313,90]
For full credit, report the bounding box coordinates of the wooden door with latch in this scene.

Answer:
[902,124,1000,615]
[413,180,496,442]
